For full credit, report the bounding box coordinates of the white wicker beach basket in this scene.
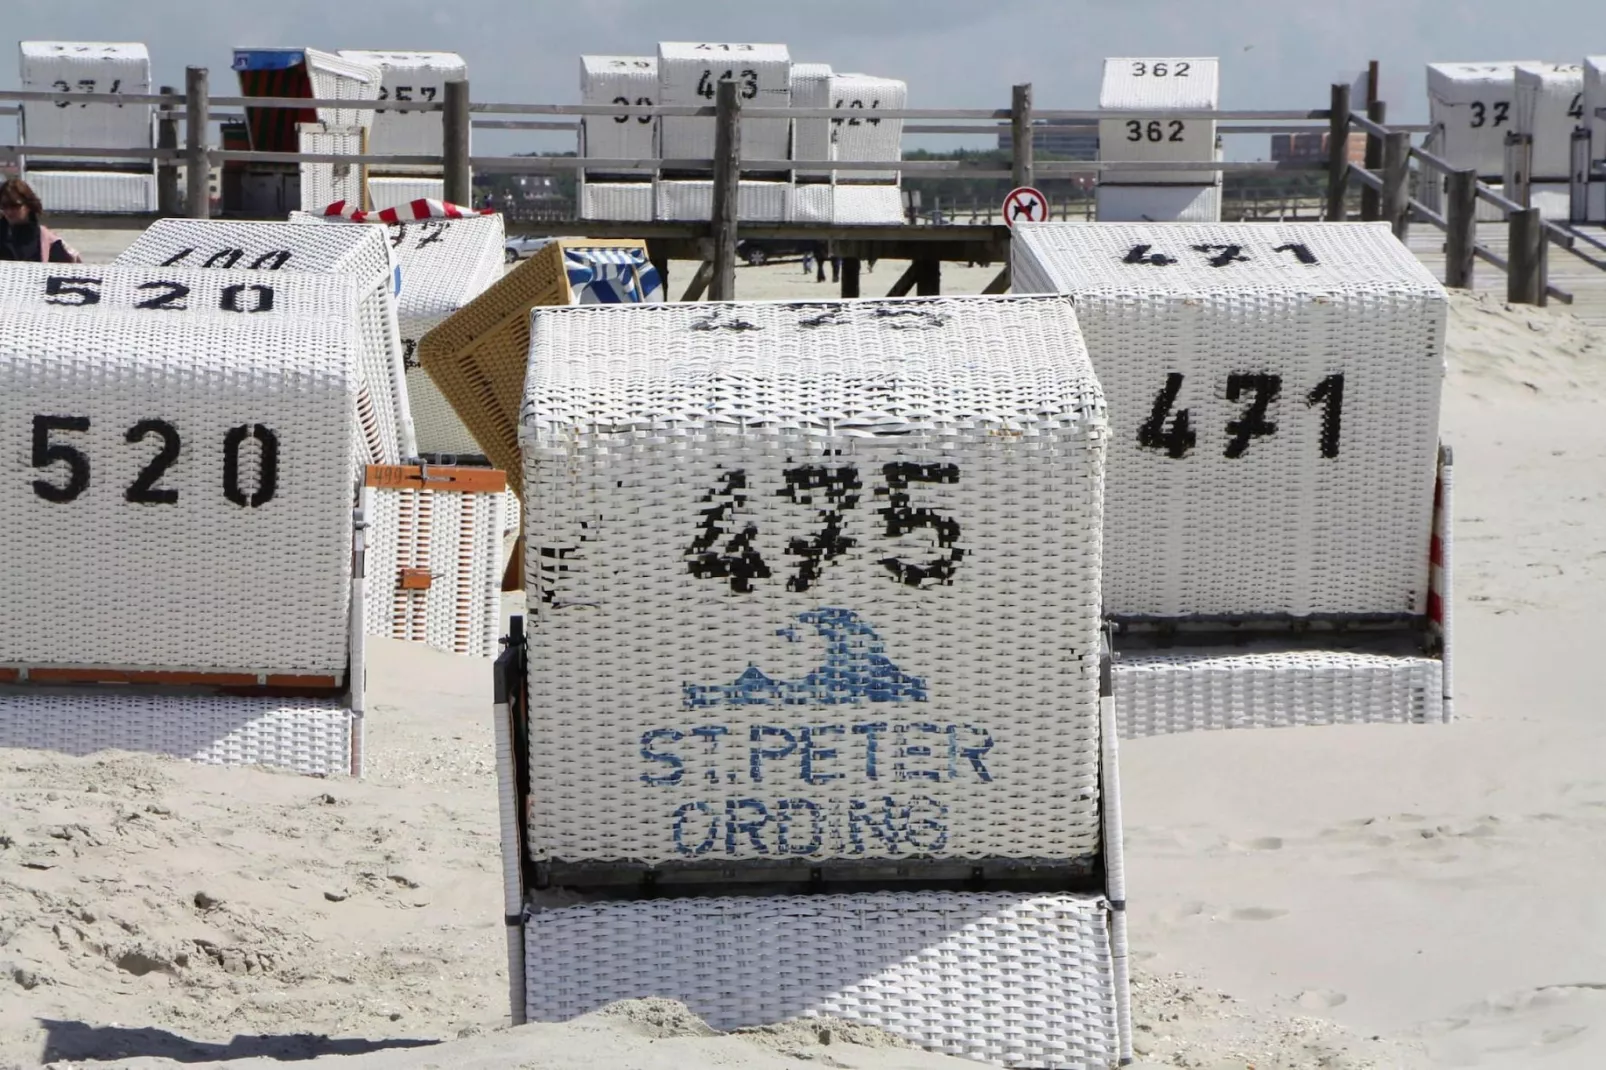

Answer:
[0,263,362,677]
[336,50,465,172]
[286,211,505,458]
[115,218,414,464]
[657,42,791,164]
[366,176,445,211]
[519,295,1108,867]
[579,55,658,175]
[1513,62,1585,182]
[522,891,1120,1067]
[19,41,152,166]
[828,73,905,183]
[577,175,655,221]
[1095,182,1220,223]
[22,170,154,213]
[297,122,366,214]
[1013,221,1445,618]
[1098,57,1219,187]
[790,62,834,179]
[655,178,791,222]
[1426,61,1534,179]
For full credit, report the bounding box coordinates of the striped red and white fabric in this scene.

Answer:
[320,199,496,224]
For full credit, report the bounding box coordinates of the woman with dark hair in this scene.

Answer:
[0,178,81,262]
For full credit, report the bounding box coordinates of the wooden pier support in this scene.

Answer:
[444,80,472,208]
[157,85,179,216]
[1444,169,1478,289]
[1507,206,1543,305]
[184,67,209,219]
[1325,82,1351,222]
[709,80,741,302]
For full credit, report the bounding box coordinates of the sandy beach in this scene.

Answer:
[2,230,1604,1069]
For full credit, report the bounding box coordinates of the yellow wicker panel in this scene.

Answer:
[417,238,652,498]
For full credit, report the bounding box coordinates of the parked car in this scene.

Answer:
[505,234,557,263]
[736,237,817,266]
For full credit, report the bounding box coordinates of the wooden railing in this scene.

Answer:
[1325,81,1606,307]
[9,66,1599,306]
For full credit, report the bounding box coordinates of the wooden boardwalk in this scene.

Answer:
[1405,222,1606,328]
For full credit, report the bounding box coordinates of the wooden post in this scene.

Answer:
[1366,60,1380,108]
[650,256,670,298]
[913,258,941,296]
[709,80,741,302]
[443,80,472,207]
[1361,99,1385,221]
[981,266,1011,294]
[681,261,713,302]
[1537,230,1550,308]
[1507,206,1542,305]
[156,85,179,216]
[840,257,861,298]
[184,67,210,219]
[885,262,919,298]
[1325,82,1350,222]
[1382,130,1411,240]
[1444,168,1477,289]
[1011,83,1034,190]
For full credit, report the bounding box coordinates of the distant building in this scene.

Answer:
[999,120,1099,160]
[1270,131,1366,164]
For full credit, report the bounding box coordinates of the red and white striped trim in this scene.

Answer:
[319,198,497,224]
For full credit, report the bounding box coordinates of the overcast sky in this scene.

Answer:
[2,0,1598,156]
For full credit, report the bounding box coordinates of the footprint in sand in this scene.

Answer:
[1229,906,1288,922]
[1295,989,1348,1010]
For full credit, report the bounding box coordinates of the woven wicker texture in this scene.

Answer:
[828,74,905,183]
[1587,58,1606,173]
[520,295,1108,865]
[791,62,834,178]
[523,892,1118,1068]
[1514,63,1585,181]
[303,48,382,131]
[1012,222,1446,618]
[288,212,505,457]
[336,50,464,171]
[364,482,507,657]
[298,123,366,214]
[21,170,155,213]
[115,218,411,465]
[834,184,905,224]
[0,263,362,677]
[1113,648,1444,738]
[1095,182,1221,223]
[418,239,657,488]
[658,42,792,162]
[366,176,445,211]
[1098,57,1219,186]
[19,42,152,165]
[656,178,792,222]
[0,692,354,775]
[793,182,832,223]
[580,55,658,175]
[577,177,655,222]
[1426,62,1534,178]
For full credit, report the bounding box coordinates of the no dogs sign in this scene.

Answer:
[1003,186,1049,226]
